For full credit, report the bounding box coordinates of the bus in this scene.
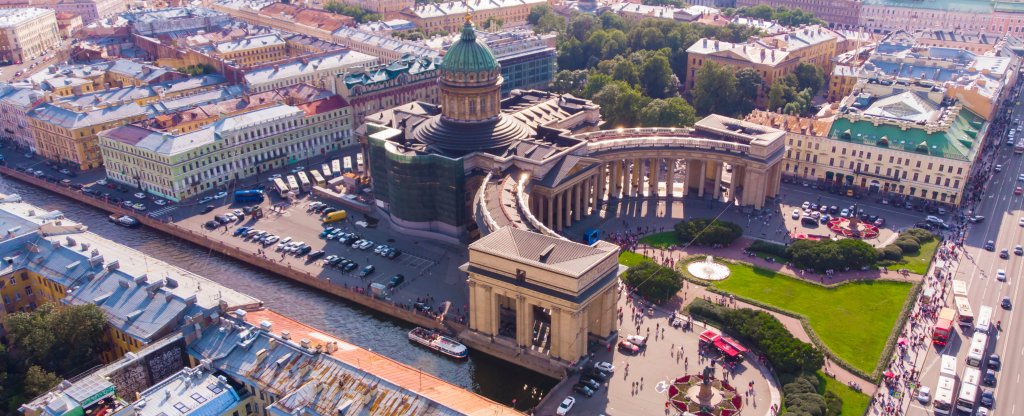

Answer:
[940,354,958,378]
[273,178,289,197]
[952,280,968,297]
[954,296,974,327]
[933,308,956,346]
[286,175,299,191]
[310,170,325,187]
[233,189,265,203]
[322,210,347,223]
[956,367,981,413]
[297,171,311,192]
[976,305,993,333]
[321,163,332,178]
[332,159,341,175]
[933,375,957,415]
[966,332,988,367]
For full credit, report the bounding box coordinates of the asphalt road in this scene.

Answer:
[908,103,1024,414]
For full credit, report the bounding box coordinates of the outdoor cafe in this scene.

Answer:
[699,330,749,362]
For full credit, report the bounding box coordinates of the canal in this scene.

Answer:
[0,177,557,410]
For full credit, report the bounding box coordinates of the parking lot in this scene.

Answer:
[0,145,473,321]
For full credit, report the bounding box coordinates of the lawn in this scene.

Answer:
[619,251,651,267]
[885,238,939,275]
[639,231,681,248]
[818,371,871,415]
[707,262,913,374]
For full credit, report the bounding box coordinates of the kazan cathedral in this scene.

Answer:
[359,15,786,243]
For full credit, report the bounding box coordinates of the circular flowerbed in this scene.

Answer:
[827,217,879,239]
[667,375,743,416]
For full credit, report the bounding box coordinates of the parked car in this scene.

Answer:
[204,220,220,229]
[555,397,575,416]
[214,191,228,199]
[572,384,594,397]
[578,377,601,391]
[359,265,376,277]
[134,192,146,199]
[387,274,405,288]
[916,386,931,404]
[198,196,214,204]
[980,390,994,408]
[308,250,326,260]
[618,340,640,354]
[988,354,1001,370]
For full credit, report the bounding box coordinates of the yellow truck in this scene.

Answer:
[322,210,348,223]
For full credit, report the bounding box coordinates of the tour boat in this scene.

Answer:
[109,214,140,228]
[408,327,468,359]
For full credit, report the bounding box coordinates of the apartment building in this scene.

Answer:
[686,25,839,104]
[401,0,547,34]
[98,85,353,201]
[0,84,44,150]
[335,55,440,123]
[0,0,127,23]
[241,49,378,92]
[0,202,259,364]
[212,0,353,41]
[734,0,862,28]
[29,85,245,169]
[122,7,232,36]
[208,33,287,67]
[331,27,438,62]
[605,2,718,23]
[0,8,59,63]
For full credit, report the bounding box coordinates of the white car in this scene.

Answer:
[268,173,282,180]
[233,209,244,217]
[997,269,1007,282]
[801,201,810,210]
[263,236,279,245]
[978,407,990,416]
[555,397,575,416]
[134,192,146,199]
[198,196,214,204]
[214,191,228,199]
[916,386,931,404]
[593,361,614,373]
[96,179,107,186]
[792,209,801,220]
[1018,173,1024,182]
[1019,217,1024,227]
[153,199,167,206]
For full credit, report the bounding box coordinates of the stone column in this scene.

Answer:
[728,172,737,203]
[546,195,554,229]
[515,294,528,348]
[623,160,632,197]
[468,281,478,331]
[633,158,643,197]
[713,161,723,199]
[665,159,675,198]
[563,190,572,228]
[697,160,706,197]
[611,160,622,199]
[550,306,562,359]
[768,164,782,198]
[747,169,767,209]
[597,163,607,203]
[557,191,565,230]
[585,176,594,215]
[649,158,659,197]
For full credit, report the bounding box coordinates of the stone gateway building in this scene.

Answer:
[463,227,622,362]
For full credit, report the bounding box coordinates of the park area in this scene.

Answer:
[883,238,939,275]
[702,262,913,375]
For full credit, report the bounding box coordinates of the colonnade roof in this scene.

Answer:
[470,227,618,278]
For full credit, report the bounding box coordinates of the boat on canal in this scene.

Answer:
[108,214,140,228]
[408,327,468,359]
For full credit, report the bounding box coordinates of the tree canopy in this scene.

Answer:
[786,238,879,272]
[732,5,825,26]
[621,261,683,304]
[322,2,381,23]
[691,62,739,116]
[673,218,744,246]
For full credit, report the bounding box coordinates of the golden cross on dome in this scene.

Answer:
[465,10,472,23]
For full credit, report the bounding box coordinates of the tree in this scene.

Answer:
[795,63,825,96]
[549,70,589,94]
[690,62,738,116]
[593,81,649,127]
[23,366,61,398]
[621,261,683,304]
[785,239,879,272]
[611,59,639,86]
[734,68,764,114]
[483,17,504,31]
[6,303,106,376]
[581,73,614,98]
[528,5,564,33]
[639,54,677,98]
[322,2,380,23]
[639,97,696,127]
[674,218,743,246]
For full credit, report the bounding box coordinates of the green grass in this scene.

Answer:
[818,371,871,415]
[639,231,681,248]
[885,239,939,275]
[619,251,651,267]
[707,263,913,374]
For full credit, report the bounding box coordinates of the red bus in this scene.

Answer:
[933,307,956,345]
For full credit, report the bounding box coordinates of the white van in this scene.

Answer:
[966,332,988,367]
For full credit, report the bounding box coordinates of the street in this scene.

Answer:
[902,88,1024,415]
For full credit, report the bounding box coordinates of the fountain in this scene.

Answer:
[687,256,730,281]
[668,365,743,416]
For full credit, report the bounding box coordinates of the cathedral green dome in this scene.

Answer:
[440,18,499,75]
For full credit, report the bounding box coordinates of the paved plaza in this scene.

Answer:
[534,283,780,416]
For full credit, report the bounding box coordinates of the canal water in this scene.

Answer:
[0,177,557,410]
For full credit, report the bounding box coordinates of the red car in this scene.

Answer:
[618,340,640,354]
[1016,186,1022,196]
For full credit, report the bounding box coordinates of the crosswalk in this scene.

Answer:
[148,205,177,218]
